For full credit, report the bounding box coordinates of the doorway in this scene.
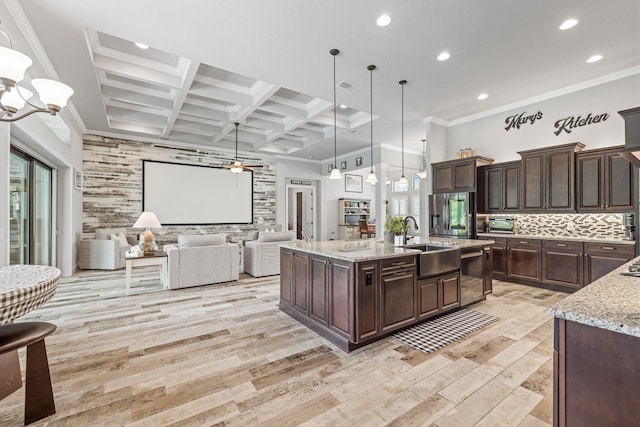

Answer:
[9,148,53,265]
[286,181,316,241]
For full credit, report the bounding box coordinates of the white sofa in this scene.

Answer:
[244,230,296,277]
[78,227,137,270]
[164,234,239,289]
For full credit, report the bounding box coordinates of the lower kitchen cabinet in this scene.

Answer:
[542,240,583,289]
[483,247,493,295]
[356,260,379,342]
[480,236,635,291]
[417,271,460,320]
[381,266,417,333]
[584,242,635,283]
[507,238,542,282]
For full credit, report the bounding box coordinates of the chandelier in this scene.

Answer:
[0,21,73,122]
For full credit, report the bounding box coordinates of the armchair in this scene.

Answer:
[78,228,137,270]
[244,230,296,277]
[164,234,239,289]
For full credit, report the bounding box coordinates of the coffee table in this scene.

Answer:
[125,252,168,295]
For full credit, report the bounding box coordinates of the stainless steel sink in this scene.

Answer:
[416,246,461,277]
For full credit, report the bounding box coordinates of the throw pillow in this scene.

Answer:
[117,232,129,247]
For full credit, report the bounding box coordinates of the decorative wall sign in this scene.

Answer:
[553,112,609,136]
[355,157,363,166]
[328,164,333,173]
[291,179,312,185]
[504,111,543,131]
[340,161,347,170]
[345,174,363,193]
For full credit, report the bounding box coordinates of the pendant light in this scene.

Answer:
[398,80,408,185]
[416,139,428,179]
[366,64,378,185]
[329,49,342,180]
[230,122,243,174]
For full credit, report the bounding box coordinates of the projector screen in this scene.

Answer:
[142,160,253,225]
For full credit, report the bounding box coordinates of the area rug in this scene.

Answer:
[392,308,499,354]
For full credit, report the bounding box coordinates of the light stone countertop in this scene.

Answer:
[476,232,635,245]
[280,237,494,262]
[549,256,640,338]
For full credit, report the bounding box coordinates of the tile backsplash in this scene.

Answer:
[479,213,628,239]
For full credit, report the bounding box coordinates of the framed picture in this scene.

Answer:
[74,168,83,191]
[355,157,363,167]
[340,161,347,170]
[328,164,333,173]
[345,174,363,193]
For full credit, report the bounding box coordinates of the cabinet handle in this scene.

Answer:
[556,243,567,247]
[601,246,615,251]
[519,241,529,244]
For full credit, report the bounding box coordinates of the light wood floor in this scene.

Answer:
[1,267,567,426]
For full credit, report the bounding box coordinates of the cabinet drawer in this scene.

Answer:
[381,256,416,272]
[543,240,583,252]
[508,238,542,248]
[584,242,634,257]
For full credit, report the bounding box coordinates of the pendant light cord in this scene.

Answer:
[234,122,239,161]
[368,65,376,172]
[399,80,407,178]
[332,50,338,168]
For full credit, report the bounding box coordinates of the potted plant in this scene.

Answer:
[384,215,405,244]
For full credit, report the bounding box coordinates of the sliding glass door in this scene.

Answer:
[9,149,52,265]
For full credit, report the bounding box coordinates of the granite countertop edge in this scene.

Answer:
[549,257,640,338]
[477,232,635,245]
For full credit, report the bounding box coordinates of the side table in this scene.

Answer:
[125,253,168,295]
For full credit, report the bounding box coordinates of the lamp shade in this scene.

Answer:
[0,46,32,84]
[32,78,74,108]
[329,167,342,180]
[2,86,32,110]
[133,212,162,228]
[366,170,378,185]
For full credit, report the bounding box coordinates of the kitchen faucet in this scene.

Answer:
[403,216,419,245]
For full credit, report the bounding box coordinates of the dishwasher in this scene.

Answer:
[460,247,488,306]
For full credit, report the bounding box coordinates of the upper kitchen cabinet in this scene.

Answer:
[477,161,521,213]
[432,156,493,193]
[518,142,584,212]
[576,146,635,212]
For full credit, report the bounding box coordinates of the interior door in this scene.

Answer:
[296,192,303,239]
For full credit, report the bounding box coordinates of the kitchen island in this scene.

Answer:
[549,257,640,426]
[279,237,492,352]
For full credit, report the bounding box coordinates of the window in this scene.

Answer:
[392,180,408,192]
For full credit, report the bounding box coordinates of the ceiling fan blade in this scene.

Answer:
[243,164,263,168]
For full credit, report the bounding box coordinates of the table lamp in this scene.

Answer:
[133,211,162,255]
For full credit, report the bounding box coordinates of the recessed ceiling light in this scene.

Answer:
[135,42,149,49]
[339,104,347,109]
[586,54,603,63]
[376,14,391,26]
[559,18,579,30]
[437,52,451,61]
[477,93,489,100]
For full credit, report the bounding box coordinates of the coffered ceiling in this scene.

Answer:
[7,0,640,161]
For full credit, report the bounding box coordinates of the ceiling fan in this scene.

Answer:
[228,122,263,173]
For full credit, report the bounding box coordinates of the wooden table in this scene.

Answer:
[125,253,168,294]
[0,264,61,400]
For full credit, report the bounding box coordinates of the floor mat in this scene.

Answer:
[392,308,499,354]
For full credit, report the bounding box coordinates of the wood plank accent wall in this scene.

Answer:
[82,134,276,245]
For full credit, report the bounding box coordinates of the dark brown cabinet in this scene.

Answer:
[280,248,293,304]
[507,238,542,282]
[519,143,584,212]
[483,237,508,280]
[576,146,635,212]
[292,251,310,313]
[381,268,416,333]
[583,242,634,284]
[310,254,330,325]
[356,261,379,342]
[483,247,493,295]
[478,161,520,213]
[432,156,493,193]
[417,271,460,320]
[542,240,583,289]
[554,319,640,426]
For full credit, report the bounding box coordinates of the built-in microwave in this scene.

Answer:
[488,217,515,234]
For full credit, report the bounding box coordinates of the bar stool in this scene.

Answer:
[0,322,57,425]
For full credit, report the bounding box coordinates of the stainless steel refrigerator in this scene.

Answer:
[429,192,476,239]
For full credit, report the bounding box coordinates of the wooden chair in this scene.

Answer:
[0,322,57,425]
[358,219,375,238]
